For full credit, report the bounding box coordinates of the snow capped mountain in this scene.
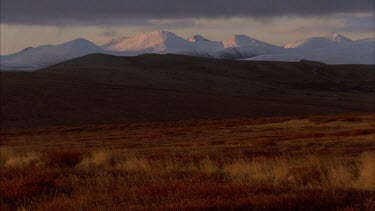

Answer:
[104,32,283,58]
[104,31,224,57]
[102,30,192,53]
[327,33,353,43]
[219,35,283,59]
[0,38,105,71]
[1,31,374,71]
[186,35,224,56]
[223,35,268,48]
[187,35,210,42]
[249,35,374,64]
[284,33,353,50]
[101,37,131,49]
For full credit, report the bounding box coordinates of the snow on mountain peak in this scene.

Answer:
[102,37,131,49]
[1,31,373,71]
[0,38,104,71]
[224,35,265,48]
[254,33,373,64]
[219,35,283,59]
[137,30,181,42]
[223,35,280,49]
[285,33,353,49]
[103,30,191,52]
[224,35,249,47]
[325,33,352,43]
[188,35,210,42]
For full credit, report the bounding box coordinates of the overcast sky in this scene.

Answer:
[1,0,374,54]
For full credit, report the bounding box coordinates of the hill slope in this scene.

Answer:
[0,39,106,71]
[1,54,374,128]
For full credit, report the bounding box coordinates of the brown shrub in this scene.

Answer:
[0,166,57,205]
[44,151,84,168]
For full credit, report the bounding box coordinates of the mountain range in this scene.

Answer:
[1,30,374,71]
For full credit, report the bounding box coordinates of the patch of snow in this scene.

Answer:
[187,35,210,42]
[101,37,131,49]
[102,30,192,53]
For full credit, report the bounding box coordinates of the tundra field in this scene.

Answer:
[1,113,374,210]
[1,55,374,210]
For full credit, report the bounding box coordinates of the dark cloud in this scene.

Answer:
[338,15,375,33]
[96,19,198,37]
[147,19,201,30]
[1,0,373,25]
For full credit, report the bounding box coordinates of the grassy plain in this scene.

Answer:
[1,113,374,210]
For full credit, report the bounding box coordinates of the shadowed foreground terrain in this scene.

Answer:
[1,114,374,210]
[0,55,374,210]
[1,54,374,128]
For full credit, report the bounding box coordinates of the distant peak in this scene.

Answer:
[229,34,262,43]
[223,34,268,48]
[21,46,34,52]
[102,30,189,52]
[329,32,341,37]
[325,32,352,42]
[232,34,251,40]
[71,38,90,42]
[59,38,99,49]
[188,35,209,42]
[138,30,180,40]
[231,34,260,42]
[65,38,94,45]
[102,36,130,48]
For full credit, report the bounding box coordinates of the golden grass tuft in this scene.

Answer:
[76,150,118,170]
[357,151,375,191]
[0,147,41,168]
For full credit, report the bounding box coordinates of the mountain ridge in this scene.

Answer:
[1,31,374,71]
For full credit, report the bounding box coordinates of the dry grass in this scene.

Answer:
[0,114,374,210]
[0,148,41,168]
[1,114,374,156]
[0,150,374,210]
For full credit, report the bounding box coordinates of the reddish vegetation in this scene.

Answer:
[0,114,374,210]
[0,166,58,210]
[44,151,84,168]
[0,152,374,210]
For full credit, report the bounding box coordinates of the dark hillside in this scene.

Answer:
[1,54,374,128]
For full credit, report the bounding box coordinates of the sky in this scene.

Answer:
[1,0,374,55]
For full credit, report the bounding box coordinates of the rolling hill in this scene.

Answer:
[1,54,373,128]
